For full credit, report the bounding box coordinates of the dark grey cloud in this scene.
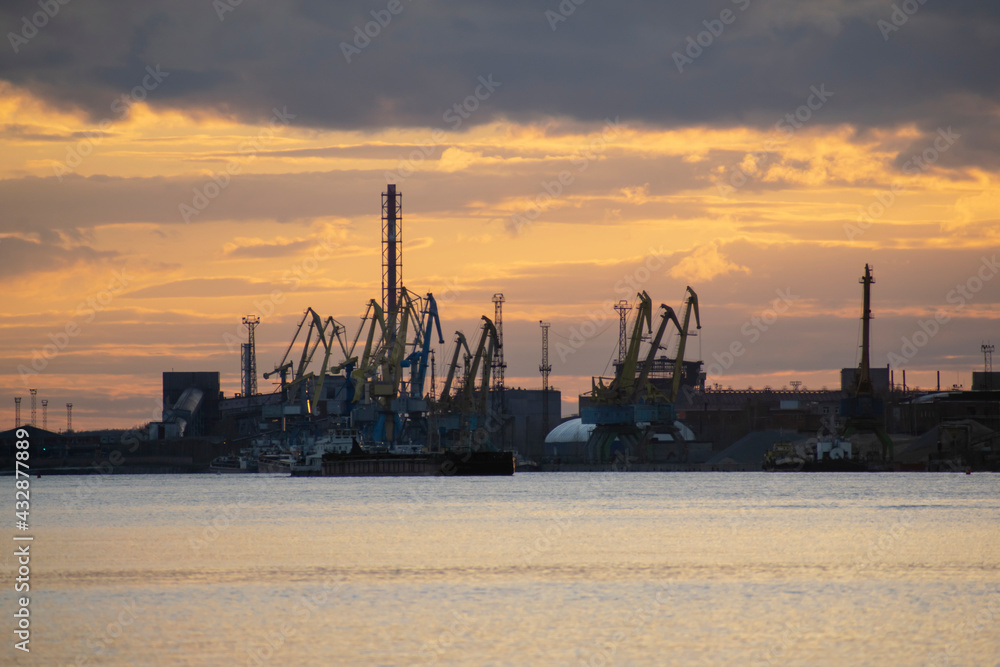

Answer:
[0,151,708,232]
[0,171,375,230]
[120,276,342,299]
[1,124,115,142]
[0,235,117,278]
[1,1,998,166]
[222,238,316,259]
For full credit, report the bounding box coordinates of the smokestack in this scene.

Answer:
[382,184,401,314]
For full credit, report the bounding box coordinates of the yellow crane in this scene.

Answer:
[592,291,653,403]
[433,316,500,450]
[267,308,349,416]
[348,299,388,401]
[437,331,471,411]
[669,286,701,402]
[582,288,700,464]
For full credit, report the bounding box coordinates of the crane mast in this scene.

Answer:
[670,286,702,402]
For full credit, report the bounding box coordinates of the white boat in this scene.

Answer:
[209,454,257,473]
[257,451,296,474]
[289,428,361,476]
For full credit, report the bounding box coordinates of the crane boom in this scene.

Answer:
[618,291,653,399]
[631,305,681,403]
[462,316,498,412]
[670,286,702,401]
[441,332,471,404]
[592,291,653,402]
[349,300,387,392]
[410,293,444,399]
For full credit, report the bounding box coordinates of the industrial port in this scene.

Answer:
[2,186,998,474]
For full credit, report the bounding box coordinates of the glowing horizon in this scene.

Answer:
[2,2,998,431]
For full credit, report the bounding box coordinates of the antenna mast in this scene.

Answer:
[614,300,631,366]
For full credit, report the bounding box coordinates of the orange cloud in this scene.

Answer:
[669,242,751,283]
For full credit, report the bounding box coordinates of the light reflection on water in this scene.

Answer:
[4,472,999,665]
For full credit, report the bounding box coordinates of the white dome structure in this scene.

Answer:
[544,418,595,444]
[544,418,695,443]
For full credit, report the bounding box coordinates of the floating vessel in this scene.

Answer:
[763,437,868,472]
[257,452,295,474]
[209,454,257,473]
[514,452,542,472]
[316,450,515,477]
[254,427,361,475]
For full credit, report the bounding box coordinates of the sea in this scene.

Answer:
[3,471,999,666]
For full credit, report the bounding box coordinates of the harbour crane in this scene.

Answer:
[268,308,349,416]
[390,293,445,447]
[632,304,681,404]
[591,291,653,404]
[370,288,426,444]
[346,288,439,448]
[437,331,472,411]
[840,264,894,461]
[582,287,701,464]
[404,293,444,403]
[348,299,388,404]
[461,316,500,420]
[668,287,702,402]
[435,317,501,450]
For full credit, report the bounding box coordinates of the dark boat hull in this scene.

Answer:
[320,451,515,477]
[441,451,515,476]
[764,458,870,472]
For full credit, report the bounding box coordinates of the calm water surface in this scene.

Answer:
[3,472,999,666]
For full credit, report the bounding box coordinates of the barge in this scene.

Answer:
[314,450,515,477]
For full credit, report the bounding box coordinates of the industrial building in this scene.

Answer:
[133,185,563,465]
[500,388,561,461]
[149,371,222,439]
[10,190,996,474]
[0,423,231,474]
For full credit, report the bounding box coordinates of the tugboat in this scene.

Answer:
[763,437,868,472]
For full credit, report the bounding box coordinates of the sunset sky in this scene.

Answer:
[1,1,998,431]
